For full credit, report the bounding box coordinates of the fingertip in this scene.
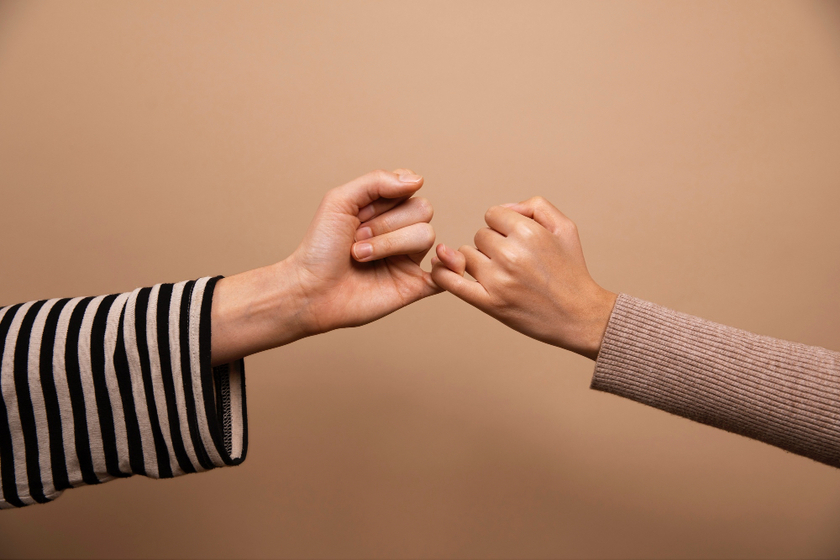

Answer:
[398,173,423,184]
[435,243,452,262]
[388,173,424,200]
[436,242,452,261]
[355,226,373,241]
[352,242,374,262]
[440,243,460,258]
[357,204,376,223]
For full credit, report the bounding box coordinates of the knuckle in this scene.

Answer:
[513,222,536,239]
[498,273,517,290]
[322,187,342,205]
[531,196,549,208]
[417,222,436,246]
[474,227,492,248]
[500,247,520,265]
[370,169,391,182]
[374,213,392,234]
[484,205,503,223]
[558,218,578,237]
[413,197,434,221]
[484,206,496,223]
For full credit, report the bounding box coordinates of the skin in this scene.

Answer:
[210,169,440,366]
[430,196,618,360]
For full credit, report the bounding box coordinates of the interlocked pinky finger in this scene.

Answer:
[459,245,490,282]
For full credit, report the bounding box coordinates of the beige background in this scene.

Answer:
[1,1,839,558]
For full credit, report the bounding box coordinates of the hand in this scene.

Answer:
[211,169,439,365]
[289,168,440,334]
[430,196,617,360]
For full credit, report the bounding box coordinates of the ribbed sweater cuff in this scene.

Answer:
[591,293,840,468]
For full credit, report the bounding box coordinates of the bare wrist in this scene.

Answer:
[580,288,618,361]
[210,258,311,366]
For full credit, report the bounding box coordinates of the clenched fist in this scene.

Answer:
[211,169,440,365]
[431,196,616,360]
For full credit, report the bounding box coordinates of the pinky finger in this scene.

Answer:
[434,243,466,276]
[431,262,491,309]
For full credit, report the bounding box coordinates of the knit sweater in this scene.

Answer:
[592,293,840,468]
[0,277,246,509]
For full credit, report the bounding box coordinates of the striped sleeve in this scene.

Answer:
[591,293,840,468]
[0,276,247,509]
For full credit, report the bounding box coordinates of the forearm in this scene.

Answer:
[592,294,840,468]
[210,259,310,366]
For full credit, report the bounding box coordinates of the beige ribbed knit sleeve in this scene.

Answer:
[591,293,840,468]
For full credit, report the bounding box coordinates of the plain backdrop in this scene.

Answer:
[1,1,839,558]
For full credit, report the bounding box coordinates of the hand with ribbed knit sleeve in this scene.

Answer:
[432,195,840,469]
[430,196,617,360]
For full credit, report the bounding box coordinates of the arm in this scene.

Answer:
[0,169,438,509]
[0,279,238,509]
[210,169,438,365]
[430,196,840,468]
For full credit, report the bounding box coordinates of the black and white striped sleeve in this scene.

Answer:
[0,276,247,509]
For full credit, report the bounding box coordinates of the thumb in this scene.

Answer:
[328,169,424,214]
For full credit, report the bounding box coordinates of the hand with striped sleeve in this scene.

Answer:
[0,278,244,508]
[1,169,439,508]
[210,169,440,365]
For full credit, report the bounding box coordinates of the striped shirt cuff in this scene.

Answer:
[0,276,247,509]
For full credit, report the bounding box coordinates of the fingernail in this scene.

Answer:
[501,202,517,208]
[431,256,440,266]
[440,243,451,255]
[354,243,373,260]
[399,173,422,183]
[358,203,375,222]
[355,227,373,241]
